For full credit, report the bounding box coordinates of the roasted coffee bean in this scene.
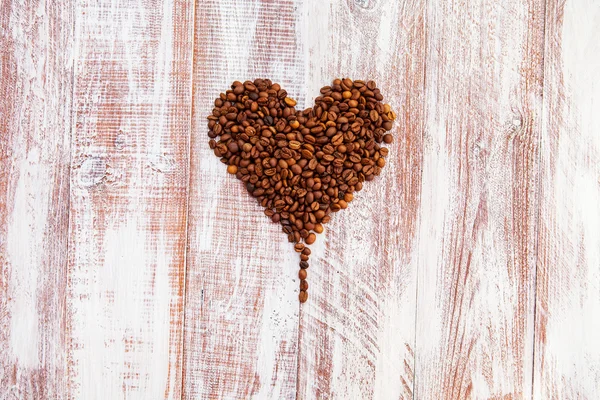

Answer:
[299,290,308,303]
[208,78,395,302]
[305,233,316,245]
[300,280,309,291]
[299,269,307,280]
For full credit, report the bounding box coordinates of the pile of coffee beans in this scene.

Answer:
[207,78,395,303]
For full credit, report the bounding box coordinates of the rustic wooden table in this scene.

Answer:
[1,0,599,398]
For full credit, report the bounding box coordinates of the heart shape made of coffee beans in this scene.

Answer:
[207,78,395,302]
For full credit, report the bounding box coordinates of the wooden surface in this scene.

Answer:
[1,0,599,399]
[1,0,74,398]
[415,0,544,398]
[66,0,193,398]
[534,0,600,398]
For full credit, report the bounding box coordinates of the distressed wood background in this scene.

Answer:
[1,0,599,399]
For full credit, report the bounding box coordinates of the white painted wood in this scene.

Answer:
[183,0,304,398]
[65,1,194,398]
[295,1,425,399]
[2,0,600,398]
[534,1,600,398]
[415,0,545,397]
[0,1,74,398]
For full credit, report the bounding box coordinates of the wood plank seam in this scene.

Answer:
[412,3,430,397]
[180,0,198,398]
[530,0,549,397]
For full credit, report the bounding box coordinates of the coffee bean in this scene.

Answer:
[227,165,238,174]
[300,280,309,291]
[383,134,393,143]
[299,290,308,303]
[305,233,316,245]
[299,269,307,280]
[294,243,305,252]
[300,261,309,269]
[227,142,239,153]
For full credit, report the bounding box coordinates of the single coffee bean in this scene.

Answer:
[302,247,311,256]
[294,243,305,252]
[300,261,309,269]
[299,290,308,303]
[227,165,238,174]
[300,254,309,262]
[299,269,307,280]
[300,280,309,291]
[305,233,316,245]
[383,134,393,143]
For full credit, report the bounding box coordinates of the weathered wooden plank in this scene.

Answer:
[415,0,545,398]
[295,1,425,398]
[0,0,74,398]
[533,1,600,398]
[183,0,305,398]
[66,0,193,398]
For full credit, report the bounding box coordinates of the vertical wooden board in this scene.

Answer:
[66,0,193,398]
[0,0,74,398]
[534,1,600,398]
[295,1,425,398]
[415,0,544,398]
[183,0,304,398]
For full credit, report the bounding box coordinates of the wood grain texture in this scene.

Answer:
[415,0,545,398]
[0,0,74,398]
[183,0,304,398]
[534,0,600,398]
[295,1,425,399]
[3,0,600,398]
[66,0,193,398]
